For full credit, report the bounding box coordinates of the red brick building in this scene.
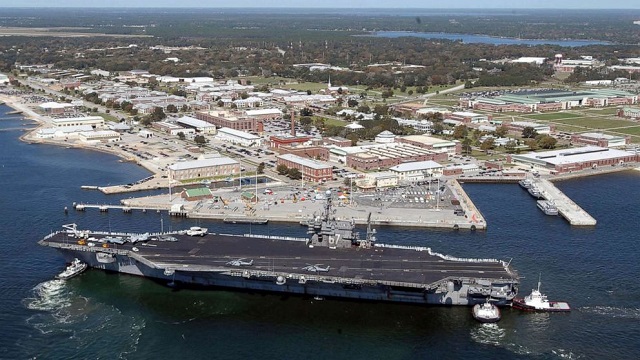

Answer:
[276,153,332,182]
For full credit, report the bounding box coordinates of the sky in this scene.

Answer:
[0,0,639,9]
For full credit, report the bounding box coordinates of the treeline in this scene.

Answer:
[472,63,553,87]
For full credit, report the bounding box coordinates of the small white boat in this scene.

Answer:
[472,299,501,323]
[55,258,87,280]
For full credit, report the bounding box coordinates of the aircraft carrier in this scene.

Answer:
[39,194,519,306]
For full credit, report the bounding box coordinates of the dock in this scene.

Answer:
[533,179,597,226]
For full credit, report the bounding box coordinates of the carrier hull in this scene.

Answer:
[41,228,519,307]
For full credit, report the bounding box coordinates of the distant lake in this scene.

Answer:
[363,31,611,47]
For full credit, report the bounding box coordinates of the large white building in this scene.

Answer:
[168,157,240,181]
[389,160,443,182]
[50,116,104,128]
[175,116,217,134]
[510,146,639,174]
[216,127,263,147]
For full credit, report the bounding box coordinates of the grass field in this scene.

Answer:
[97,113,119,122]
[525,112,582,121]
[551,117,637,130]
[582,107,622,115]
[605,127,640,137]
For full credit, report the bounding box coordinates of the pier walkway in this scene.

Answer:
[534,179,597,226]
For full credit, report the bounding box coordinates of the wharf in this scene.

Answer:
[533,179,597,226]
[73,203,169,213]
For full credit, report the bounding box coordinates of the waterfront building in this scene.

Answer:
[389,160,443,182]
[78,130,121,143]
[355,171,399,191]
[50,116,104,128]
[35,125,94,139]
[216,127,263,147]
[276,153,332,182]
[168,157,240,181]
[509,146,639,174]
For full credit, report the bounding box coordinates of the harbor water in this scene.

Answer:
[1,105,639,359]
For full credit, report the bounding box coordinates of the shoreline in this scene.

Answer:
[1,92,634,230]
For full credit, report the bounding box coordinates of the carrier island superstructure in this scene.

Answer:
[39,194,519,306]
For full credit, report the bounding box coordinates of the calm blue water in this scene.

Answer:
[363,31,611,47]
[1,104,639,359]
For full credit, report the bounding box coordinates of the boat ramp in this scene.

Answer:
[531,179,597,226]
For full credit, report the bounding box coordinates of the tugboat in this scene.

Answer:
[472,299,501,323]
[512,276,570,312]
[55,258,88,280]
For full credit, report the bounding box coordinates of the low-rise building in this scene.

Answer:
[618,107,640,119]
[276,153,332,182]
[397,135,461,155]
[196,110,257,132]
[505,121,553,135]
[356,171,399,191]
[175,116,217,134]
[78,130,121,143]
[168,157,240,181]
[570,133,629,148]
[509,146,639,174]
[389,160,443,182]
[216,127,263,147]
[245,108,283,121]
[50,116,104,128]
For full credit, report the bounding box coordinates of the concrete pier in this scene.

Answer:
[534,179,597,226]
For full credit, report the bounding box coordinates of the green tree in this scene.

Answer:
[522,126,538,139]
[480,138,495,151]
[194,135,207,146]
[288,168,302,180]
[257,162,265,174]
[504,140,517,153]
[276,164,288,175]
[166,104,178,113]
[461,138,472,155]
[537,135,557,149]
[453,125,468,140]
[177,132,186,140]
[300,107,313,116]
[347,99,359,108]
[495,125,509,138]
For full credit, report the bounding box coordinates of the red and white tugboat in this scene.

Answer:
[512,276,570,312]
[472,298,501,323]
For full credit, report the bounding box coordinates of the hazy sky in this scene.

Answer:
[0,0,639,8]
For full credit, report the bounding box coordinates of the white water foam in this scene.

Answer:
[579,306,640,319]
[470,323,506,346]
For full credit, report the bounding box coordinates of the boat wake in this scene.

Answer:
[579,306,640,319]
[470,323,506,346]
[19,280,146,359]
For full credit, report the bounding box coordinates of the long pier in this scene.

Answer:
[533,179,597,226]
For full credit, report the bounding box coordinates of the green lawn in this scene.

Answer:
[552,117,637,130]
[525,112,582,121]
[582,107,622,115]
[606,127,640,137]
